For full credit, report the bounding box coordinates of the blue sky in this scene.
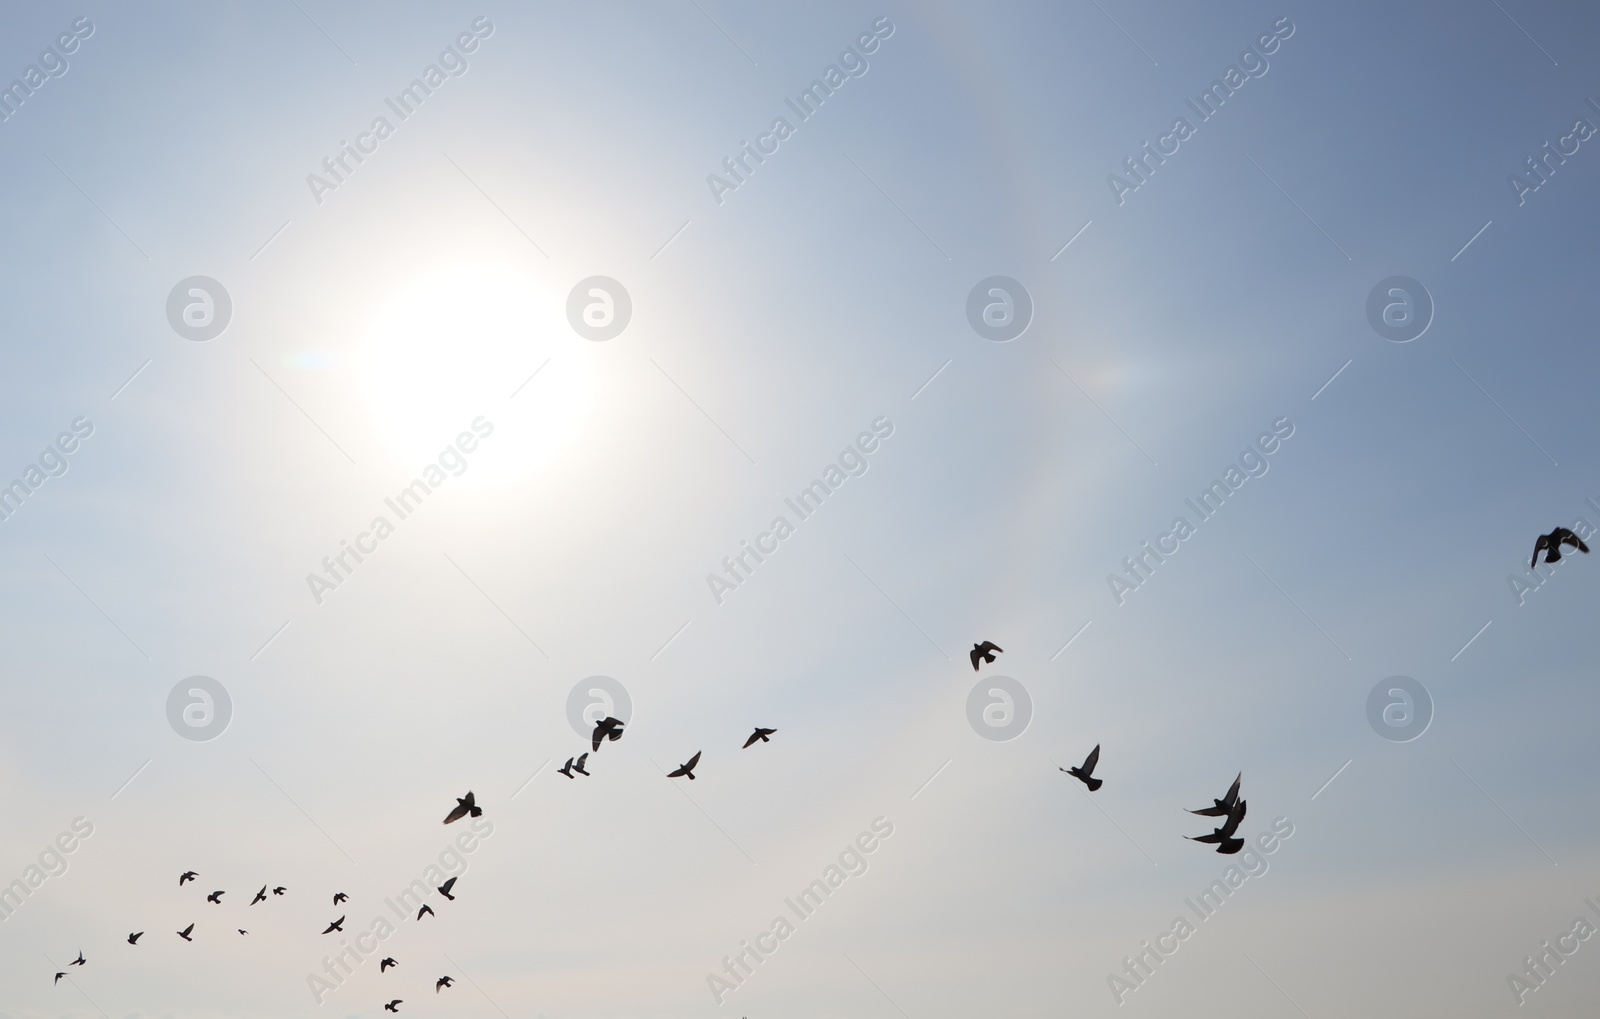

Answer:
[3,1,1600,1016]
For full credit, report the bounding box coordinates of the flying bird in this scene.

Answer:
[1533,526,1590,569]
[127,932,142,945]
[437,877,457,901]
[1189,799,1248,854]
[1060,744,1103,791]
[1188,773,1243,817]
[272,886,286,895]
[207,890,224,904]
[443,791,481,824]
[668,751,702,780]
[238,929,247,935]
[970,641,1003,670]
[384,1000,402,1012]
[70,951,85,966]
[250,885,267,905]
[416,904,435,920]
[322,916,345,934]
[177,924,194,941]
[436,976,454,992]
[558,757,576,778]
[54,972,65,984]
[179,871,197,885]
[742,727,777,748]
[573,753,590,776]
[591,715,625,751]
[333,892,347,904]
[380,957,397,972]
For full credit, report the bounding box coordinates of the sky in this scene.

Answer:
[2,0,1600,1016]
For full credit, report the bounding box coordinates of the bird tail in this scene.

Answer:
[1218,837,1244,854]
[469,806,483,817]
[1085,777,1103,791]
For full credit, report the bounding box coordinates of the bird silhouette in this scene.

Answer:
[333,892,347,904]
[206,890,224,904]
[591,715,625,751]
[380,957,397,972]
[1533,526,1590,569]
[668,751,702,780]
[573,752,590,776]
[177,924,194,941]
[322,916,345,934]
[1061,744,1103,791]
[438,877,457,901]
[54,971,65,984]
[443,791,481,824]
[384,1000,402,1012]
[70,951,85,966]
[1189,799,1248,854]
[127,932,142,945]
[558,757,576,778]
[970,641,1003,670]
[179,871,197,885]
[1188,774,1243,817]
[272,886,286,895]
[250,885,267,905]
[436,976,454,992]
[238,929,247,935]
[743,727,777,748]
[416,904,435,920]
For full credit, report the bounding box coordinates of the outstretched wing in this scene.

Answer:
[687,751,702,769]
[1081,744,1101,774]
[1222,773,1242,807]
[1533,534,1551,570]
[1188,832,1224,843]
[969,646,982,670]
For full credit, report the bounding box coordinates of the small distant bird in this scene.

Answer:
[573,752,590,776]
[416,904,435,920]
[668,751,702,780]
[437,877,457,901]
[558,757,576,778]
[970,641,1003,671]
[1189,774,1243,817]
[333,892,348,904]
[54,971,65,984]
[177,924,194,941]
[322,916,345,934]
[591,715,625,751]
[207,890,225,904]
[127,932,143,945]
[250,885,267,905]
[1061,744,1103,791]
[742,727,777,748]
[443,791,481,824]
[384,1001,402,1012]
[179,871,198,885]
[238,929,247,935]
[436,976,454,992]
[380,957,397,973]
[272,886,286,895]
[1533,526,1590,569]
[70,951,85,966]
[1189,800,1248,855]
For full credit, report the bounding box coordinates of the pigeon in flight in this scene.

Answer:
[54,971,65,984]
[322,916,345,934]
[1188,773,1243,817]
[384,1001,402,1012]
[592,715,625,751]
[250,885,267,905]
[970,641,1003,670]
[443,791,481,824]
[558,757,576,778]
[1060,744,1103,791]
[573,753,590,776]
[416,904,435,920]
[668,751,703,780]
[70,951,85,966]
[179,871,197,885]
[238,929,247,935]
[1189,799,1248,854]
[207,890,225,904]
[436,976,454,992]
[743,727,777,748]
[380,957,397,973]
[177,924,194,941]
[272,886,286,895]
[1533,526,1590,569]
[333,892,348,904]
[438,877,457,901]
[127,932,142,945]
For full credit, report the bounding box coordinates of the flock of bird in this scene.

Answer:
[554,713,779,785]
